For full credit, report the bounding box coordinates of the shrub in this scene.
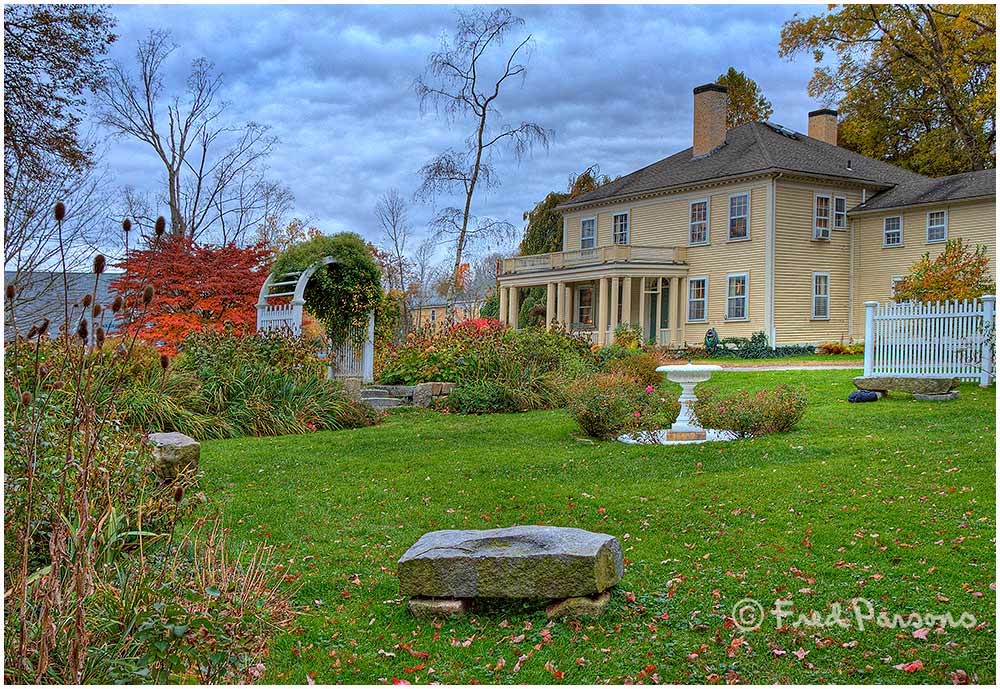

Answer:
[603,351,663,387]
[708,331,816,359]
[176,329,379,437]
[612,323,643,349]
[567,373,679,440]
[817,341,864,355]
[693,384,808,438]
[894,238,995,302]
[444,380,527,414]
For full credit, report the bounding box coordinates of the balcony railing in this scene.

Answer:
[501,245,687,275]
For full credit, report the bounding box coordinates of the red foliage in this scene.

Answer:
[447,317,505,337]
[111,234,271,355]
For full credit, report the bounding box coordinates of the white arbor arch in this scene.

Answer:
[256,256,375,382]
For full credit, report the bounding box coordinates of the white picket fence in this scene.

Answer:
[863,296,995,386]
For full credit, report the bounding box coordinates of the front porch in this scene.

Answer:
[498,268,691,347]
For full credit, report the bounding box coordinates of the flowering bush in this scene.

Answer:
[693,384,808,438]
[567,373,679,440]
[603,351,663,387]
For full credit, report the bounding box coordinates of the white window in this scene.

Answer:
[834,196,847,229]
[612,212,629,245]
[883,216,902,246]
[580,217,596,249]
[689,199,709,245]
[687,277,707,322]
[577,286,594,324]
[812,273,830,320]
[814,194,831,239]
[430,309,436,322]
[729,193,749,240]
[927,210,947,243]
[726,273,748,320]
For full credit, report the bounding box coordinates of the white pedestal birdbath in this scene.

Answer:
[656,363,722,441]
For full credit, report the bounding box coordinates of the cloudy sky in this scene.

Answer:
[97,2,826,261]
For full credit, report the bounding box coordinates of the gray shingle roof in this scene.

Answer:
[850,169,996,213]
[559,121,928,210]
[4,271,121,340]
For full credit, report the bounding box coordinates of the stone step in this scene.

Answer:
[366,396,406,409]
[360,387,391,398]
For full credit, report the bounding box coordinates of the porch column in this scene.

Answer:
[508,287,519,329]
[654,278,663,347]
[638,277,646,342]
[597,277,609,346]
[673,276,685,346]
[545,282,556,330]
[564,283,573,328]
[622,277,632,328]
[499,286,508,325]
[557,281,567,326]
[609,276,620,343]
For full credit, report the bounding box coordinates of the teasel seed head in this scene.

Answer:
[21,391,32,406]
[155,216,166,236]
[38,318,50,337]
[173,485,185,503]
[112,295,124,313]
[93,254,106,274]
[160,353,170,370]
[142,285,154,305]
[5,285,14,301]
[122,218,132,233]
[92,303,102,318]
[54,202,66,222]
[26,325,38,339]
[82,293,92,308]
[76,318,89,343]
[52,380,65,391]
[95,326,106,348]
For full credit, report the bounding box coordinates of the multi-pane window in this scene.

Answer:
[613,212,629,245]
[729,193,749,240]
[580,218,596,249]
[814,195,831,239]
[577,286,593,325]
[689,199,709,244]
[834,196,847,229]
[883,216,902,246]
[812,273,830,319]
[430,310,437,323]
[726,273,748,320]
[687,278,707,322]
[927,210,947,243]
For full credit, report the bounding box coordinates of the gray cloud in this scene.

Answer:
[97,3,821,261]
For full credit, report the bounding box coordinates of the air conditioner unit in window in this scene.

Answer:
[815,227,831,240]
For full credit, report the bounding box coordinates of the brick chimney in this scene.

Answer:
[692,83,728,157]
[808,108,839,145]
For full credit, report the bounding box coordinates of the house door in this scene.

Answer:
[644,279,670,344]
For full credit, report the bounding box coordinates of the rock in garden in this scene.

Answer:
[397,526,623,599]
[545,591,612,619]
[853,376,958,395]
[407,597,469,619]
[147,431,200,481]
[848,390,879,403]
[913,391,961,401]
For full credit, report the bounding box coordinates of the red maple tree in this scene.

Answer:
[111,234,271,355]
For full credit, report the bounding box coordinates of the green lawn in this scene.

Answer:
[200,371,995,684]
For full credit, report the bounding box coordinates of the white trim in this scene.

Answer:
[926,209,948,243]
[580,216,597,250]
[688,197,710,245]
[765,175,777,346]
[687,275,708,323]
[727,191,750,241]
[813,192,832,240]
[561,216,567,250]
[812,272,830,320]
[882,215,903,247]
[725,272,749,321]
[612,210,630,245]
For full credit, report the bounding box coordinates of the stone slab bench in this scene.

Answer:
[147,431,200,481]
[853,375,959,398]
[398,526,622,619]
